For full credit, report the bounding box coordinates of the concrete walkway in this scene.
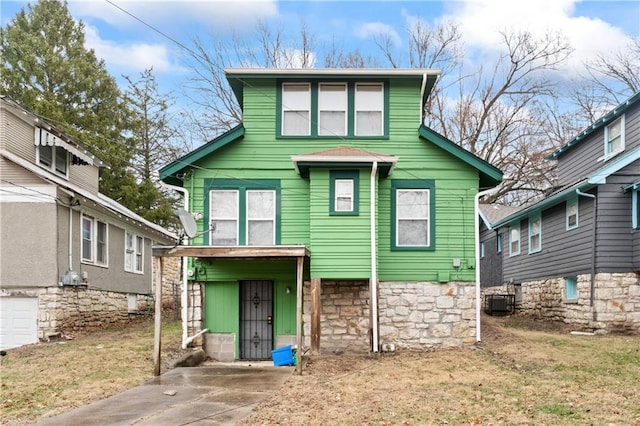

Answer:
[36,362,293,426]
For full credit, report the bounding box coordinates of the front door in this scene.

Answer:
[240,280,273,359]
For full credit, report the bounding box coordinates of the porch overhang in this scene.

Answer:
[152,244,310,260]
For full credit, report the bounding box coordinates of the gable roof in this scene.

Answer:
[478,203,521,230]
[291,146,398,178]
[159,124,245,185]
[549,91,640,160]
[418,125,503,188]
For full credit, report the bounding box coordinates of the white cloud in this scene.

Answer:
[84,24,174,74]
[355,22,402,47]
[443,0,633,72]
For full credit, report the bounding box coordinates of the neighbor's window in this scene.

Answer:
[330,170,359,215]
[82,215,108,266]
[634,189,639,229]
[529,215,541,254]
[392,180,434,250]
[125,231,143,273]
[565,276,578,300]
[480,241,485,258]
[318,83,347,136]
[566,198,579,230]
[509,225,521,256]
[355,83,384,136]
[604,116,625,157]
[496,234,503,253]
[281,83,311,136]
[38,144,68,177]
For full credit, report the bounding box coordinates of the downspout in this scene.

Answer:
[370,161,379,353]
[158,179,193,349]
[576,189,597,307]
[68,203,74,271]
[474,186,501,343]
[420,73,427,123]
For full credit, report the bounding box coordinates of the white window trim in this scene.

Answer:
[37,144,69,179]
[509,225,521,257]
[281,82,311,136]
[396,188,430,248]
[566,198,579,230]
[124,231,144,274]
[603,115,625,160]
[81,214,108,267]
[354,82,384,137]
[318,82,347,136]
[528,215,542,254]
[246,189,276,246]
[334,179,354,212]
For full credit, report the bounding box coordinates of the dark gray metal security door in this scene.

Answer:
[240,280,273,359]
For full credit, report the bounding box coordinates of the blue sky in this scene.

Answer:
[2,0,639,104]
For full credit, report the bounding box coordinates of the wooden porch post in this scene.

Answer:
[153,256,163,376]
[310,278,321,354]
[295,256,304,374]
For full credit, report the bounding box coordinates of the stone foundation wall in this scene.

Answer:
[518,273,640,334]
[378,281,477,349]
[186,282,204,346]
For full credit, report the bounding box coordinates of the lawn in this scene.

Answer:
[1,314,639,425]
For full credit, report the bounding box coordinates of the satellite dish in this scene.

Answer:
[174,208,197,239]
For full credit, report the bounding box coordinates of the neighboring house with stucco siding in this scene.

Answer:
[0,96,176,350]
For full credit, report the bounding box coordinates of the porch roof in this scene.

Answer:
[152,244,310,259]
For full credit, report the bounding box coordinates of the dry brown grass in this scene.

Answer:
[0,316,185,425]
[244,315,640,426]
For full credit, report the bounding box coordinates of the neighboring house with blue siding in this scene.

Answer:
[492,91,640,334]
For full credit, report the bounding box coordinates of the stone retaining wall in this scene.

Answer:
[516,273,640,334]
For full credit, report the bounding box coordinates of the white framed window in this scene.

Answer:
[38,144,68,177]
[529,215,541,253]
[604,116,625,158]
[281,83,311,136]
[480,241,485,258]
[566,198,578,230]
[82,215,108,266]
[509,225,521,256]
[318,83,347,136]
[335,179,354,212]
[395,188,430,248]
[633,188,639,229]
[125,231,143,273]
[497,234,503,253]
[354,83,384,136]
[246,190,276,245]
[210,190,239,245]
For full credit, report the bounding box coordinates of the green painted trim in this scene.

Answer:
[329,170,360,216]
[276,79,389,139]
[390,179,436,251]
[296,162,393,179]
[159,125,245,185]
[418,125,502,188]
[203,179,281,246]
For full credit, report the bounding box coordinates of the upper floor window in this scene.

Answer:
[566,198,578,230]
[125,231,143,273]
[509,225,520,256]
[391,180,435,250]
[633,188,639,229]
[38,144,68,177]
[604,116,625,158]
[206,179,280,246]
[330,170,359,215]
[82,214,108,266]
[529,215,541,254]
[278,81,386,138]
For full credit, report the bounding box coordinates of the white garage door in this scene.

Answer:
[0,297,39,350]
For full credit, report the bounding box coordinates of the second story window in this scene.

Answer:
[509,225,520,256]
[355,83,383,136]
[282,83,311,136]
[318,83,347,136]
[604,116,624,158]
[38,144,68,177]
[330,170,359,215]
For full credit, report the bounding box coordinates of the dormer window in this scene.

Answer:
[38,144,68,177]
[604,116,625,158]
[278,80,387,138]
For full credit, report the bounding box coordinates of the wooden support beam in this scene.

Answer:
[295,256,304,375]
[310,278,321,354]
[153,256,163,376]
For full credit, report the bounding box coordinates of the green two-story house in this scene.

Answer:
[158,68,502,361]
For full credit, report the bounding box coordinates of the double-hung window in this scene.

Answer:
[82,215,108,266]
[496,234,503,253]
[330,170,359,215]
[207,180,280,246]
[604,116,624,158]
[509,225,521,256]
[38,145,68,177]
[125,231,143,273]
[318,83,347,136]
[529,214,541,253]
[281,83,311,136]
[566,198,578,230]
[355,83,384,136]
[392,180,434,250]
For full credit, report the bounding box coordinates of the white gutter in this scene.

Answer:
[370,161,379,353]
[158,179,195,349]
[420,73,427,123]
[474,186,501,343]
